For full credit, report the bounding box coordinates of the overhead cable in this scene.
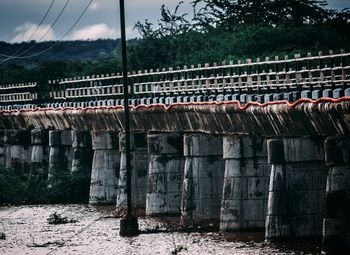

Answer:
[1,0,70,61]
[1,0,94,64]
[0,0,56,58]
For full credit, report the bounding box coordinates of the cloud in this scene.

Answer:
[68,23,117,40]
[10,22,56,43]
[89,1,100,11]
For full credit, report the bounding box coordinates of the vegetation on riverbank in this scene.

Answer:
[0,165,90,205]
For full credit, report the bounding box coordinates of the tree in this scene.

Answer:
[134,1,191,38]
[192,0,333,30]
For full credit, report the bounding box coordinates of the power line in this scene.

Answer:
[1,0,70,61]
[0,0,94,64]
[0,0,56,58]
[3,0,70,60]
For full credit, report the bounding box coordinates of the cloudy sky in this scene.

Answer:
[0,0,349,43]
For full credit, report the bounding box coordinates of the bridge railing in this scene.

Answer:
[1,50,349,109]
[49,50,349,102]
[0,82,38,105]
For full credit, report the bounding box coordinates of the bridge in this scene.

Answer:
[0,50,350,254]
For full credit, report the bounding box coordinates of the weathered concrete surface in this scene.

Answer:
[30,128,49,175]
[0,130,6,165]
[146,133,184,215]
[116,133,148,214]
[181,134,225,225]
[220,136,270,231]
[89,131,119,205]
[48,130,73,188]
[322,136,350,254]
[0,101,349,136]
[71,130,92,174]
[4,130,32,176]
[266,137,327,240]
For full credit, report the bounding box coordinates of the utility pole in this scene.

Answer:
[119,0,139,236]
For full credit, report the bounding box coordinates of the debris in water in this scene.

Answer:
[0,232,5,240]
[47,212,77,225]
[171,244,187,254]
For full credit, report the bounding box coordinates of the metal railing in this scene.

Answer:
[0,50,349,107]
[49,50,349,101]
[0,82,38,104]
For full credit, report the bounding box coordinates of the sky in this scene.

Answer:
[0,0,349,43]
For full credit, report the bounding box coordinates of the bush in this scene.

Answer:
[0,164,90,205]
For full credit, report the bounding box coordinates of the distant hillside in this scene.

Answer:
[0,39,120,67]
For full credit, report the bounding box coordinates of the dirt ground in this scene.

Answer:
[0,204,320,255]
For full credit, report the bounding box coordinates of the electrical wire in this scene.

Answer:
[0,0,94,64]
[2,0,70,60]
[0,0,56,58]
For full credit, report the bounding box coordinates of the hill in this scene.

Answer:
[0,39,120,67]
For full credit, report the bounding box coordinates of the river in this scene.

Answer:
[0,205,321,255]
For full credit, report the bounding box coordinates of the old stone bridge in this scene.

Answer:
[0,50,349,253]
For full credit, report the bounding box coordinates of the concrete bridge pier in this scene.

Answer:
[266,137,326,240]
[71,130,92,174]
[48,130,73,188]
[89,131,119,205]
[146,133,184,216]
[220,136,270,231]
[61,130,74,171]
[48,130,61,184]
[181,134,225,226]
[7,129,32,176]
[116,133,148,214]
[71,130,93,202]
[30,128,49,175]
[1,130,12,167]
[322,136,350,254]
[0,130,5,165]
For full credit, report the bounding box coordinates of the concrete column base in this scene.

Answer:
[146,133,184,216]
[70,131,93,202]
[322,136,350,254]
[89,131,119,205]
[117,133,148,214]
[181,134,225,226]
[7,130,32,176]
[30,128,49,176]
[48,130,73,188]
[220,136,270,231]
[265,137,327,240]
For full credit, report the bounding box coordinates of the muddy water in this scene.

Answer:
[0,205,320,255]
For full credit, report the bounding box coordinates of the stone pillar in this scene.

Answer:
[71,130,92,174]
[116,133,148,214]
[3,130,13,169]
[48,130,61,183]
[266,137,326,240]
[71,130,93,202]
[220,136,270,231]
[7,130,32,176]
[0,130,5,165]
[146,133,184,215]
[181,134,225,225]
[89,131,119,205]
[61,129,74,172]
[48,130,73,175]
[30,128,49,175]
[48,130,72,188]
[322,136,350,254]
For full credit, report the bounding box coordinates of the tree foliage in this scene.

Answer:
[0,0,349,84]
[192,0,333,29]
[128,0,350,70]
